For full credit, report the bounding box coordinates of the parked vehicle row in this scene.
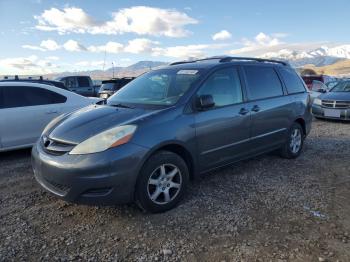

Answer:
[0,82,102,152]
[31,56,312,213]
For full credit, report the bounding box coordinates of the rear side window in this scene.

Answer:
[197,67,243,107]
[244,66,283,100]
[2,86,67,108]
[279,67,306,94]
[77,77,90,87]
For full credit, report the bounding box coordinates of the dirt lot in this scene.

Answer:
[0,119,349,261]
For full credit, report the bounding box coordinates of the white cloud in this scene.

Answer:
[40,39,60,50]
[229,32,284,55]
[22,39,60,51]
[75,60,104,67]
[212,30,232,41]
[0,55,58,74]
[34,6,198,37]
[22,44,46,51]
[124,38,159,54]
[87,41,124,54]
[46,56,59,60]
[153,44,220,59]
[63,40,86,52]
[34,7,98,34]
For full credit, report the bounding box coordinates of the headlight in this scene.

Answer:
[313,98,322,106]
[69,125,137,155]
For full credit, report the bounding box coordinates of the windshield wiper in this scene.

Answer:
[109,103,135,109]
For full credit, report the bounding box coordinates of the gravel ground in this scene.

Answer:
[0,119,349,261]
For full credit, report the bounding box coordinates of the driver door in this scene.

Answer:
[194,67,252,171]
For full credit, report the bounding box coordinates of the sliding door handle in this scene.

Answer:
[251,105,260,112]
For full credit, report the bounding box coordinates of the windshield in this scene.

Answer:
[101,83,117,90]
[107,68,202,106]
[331,81,350,92]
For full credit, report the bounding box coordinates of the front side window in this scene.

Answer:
[197,67,243,107]
[108,69,201,106]
[61,77,77,89]
[2,86,67,108]
[279,67,306,94]
[244,66,284,100]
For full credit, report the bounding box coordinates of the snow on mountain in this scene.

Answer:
[261,45,350,67]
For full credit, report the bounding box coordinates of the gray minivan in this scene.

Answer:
[32,57,312,213]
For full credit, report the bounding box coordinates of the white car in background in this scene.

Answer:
[0,82,102,152]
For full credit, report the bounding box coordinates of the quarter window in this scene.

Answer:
[197,68,243,107]
[244,66,284,100]
[2,86,67,108]
[279,67,306,94]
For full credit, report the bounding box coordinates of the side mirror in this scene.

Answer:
[318,88,327,93]
[197,95,215,109]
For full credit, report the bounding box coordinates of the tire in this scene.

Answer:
[135,151,189,213]
[279,122,304,159]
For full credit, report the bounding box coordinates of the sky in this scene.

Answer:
[0,0,349,74]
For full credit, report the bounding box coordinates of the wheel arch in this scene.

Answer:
[294,117,306,136]
[137,141,198,182]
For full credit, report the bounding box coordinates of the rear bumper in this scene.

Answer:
[31,142,149,205]
[312,105,350,121]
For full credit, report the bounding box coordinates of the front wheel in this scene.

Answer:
[135,151,189,213]
[279,122,304,159]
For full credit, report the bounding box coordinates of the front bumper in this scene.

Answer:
[312,105,350,121]
[31,142,149,205]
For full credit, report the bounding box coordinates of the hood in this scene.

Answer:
[49,105,161,144]
[320,91,350,101]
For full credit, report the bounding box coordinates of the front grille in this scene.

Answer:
[81,188,112,197]
[43,177,70,195]
[41,136,76,155]
[322,100,350,109]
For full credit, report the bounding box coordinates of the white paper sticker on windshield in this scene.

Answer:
[177,70,198,75]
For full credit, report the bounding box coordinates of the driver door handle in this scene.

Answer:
[46,110,58,114]
[251,105,260,112]
[239,108,249,115]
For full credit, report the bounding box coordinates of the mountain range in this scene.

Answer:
[260,45,350,67]
[45,61,169,80]
[43,45,350,79]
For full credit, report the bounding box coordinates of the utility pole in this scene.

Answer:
[112,62,115,78]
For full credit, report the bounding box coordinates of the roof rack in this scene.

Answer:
[3,75,45,81]
[169,56,289,66]
[219,56,289,66]
[169,56,228,66]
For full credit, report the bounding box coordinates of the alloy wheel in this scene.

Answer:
[290,128,302,154]
[147,164,182,205]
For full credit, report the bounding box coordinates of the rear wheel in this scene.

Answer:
[135,151,189,213]
[279,122,304,159]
